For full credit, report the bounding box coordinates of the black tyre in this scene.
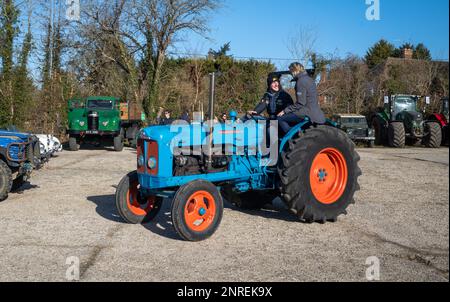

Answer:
[278,126,361,223]
[423,122,442,148]
[171,180,223,241]
[113,135,124,152]
[115,171,163,224]
[0,161,13,201]
[221,186,275,210]
[372,118,384,146]
[69,136,80,151]
[11,174,26,192]
[388,122,405,148]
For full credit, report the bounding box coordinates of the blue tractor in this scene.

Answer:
[0,130,39,200]
[115,73,362,241]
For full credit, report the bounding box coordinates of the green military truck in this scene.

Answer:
[67,96,145,152]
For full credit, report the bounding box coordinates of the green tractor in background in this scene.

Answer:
[370,95,441,148]
[67,97,145,152]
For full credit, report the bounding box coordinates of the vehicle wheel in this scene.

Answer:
[388,122,405,148]
[0,161,13,201]
[113,135,124,152]
[367,140,375,148]
[115,171,163,224]
[278,125,361,223]
[171,180,223,241]
[423,122,442,148]
[69,136,80,151]
[11,174,26,192]
[372,118,384,146]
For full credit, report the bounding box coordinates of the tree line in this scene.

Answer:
[0,1,448,139]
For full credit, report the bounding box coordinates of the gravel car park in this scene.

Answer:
[0,147,447,282]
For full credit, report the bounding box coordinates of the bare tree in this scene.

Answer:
[286,26,318,66]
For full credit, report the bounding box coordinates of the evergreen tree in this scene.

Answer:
[365,39,395,68]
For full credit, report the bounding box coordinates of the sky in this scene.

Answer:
[179,0,449,68]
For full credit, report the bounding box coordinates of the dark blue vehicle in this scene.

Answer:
[115,73,362,241]
[0,130,40,200]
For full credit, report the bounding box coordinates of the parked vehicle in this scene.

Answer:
[370,95,441,148]
[115,72,362,241]
[67,97,145,152]
[428,97,449,146]
[332,114,375,148]
[35,134,63,161]
[0,130,38,200]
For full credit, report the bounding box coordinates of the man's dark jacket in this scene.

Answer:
[284,71,326,124]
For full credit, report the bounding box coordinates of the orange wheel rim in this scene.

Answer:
[126,181,157,216]
[309,148,348,205]
[184,191,216,232]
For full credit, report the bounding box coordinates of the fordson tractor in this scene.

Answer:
[371,95,441,148]
[115,73,361,241]
[67,97,145,152]
[0,130,39,201]
[428,97,449,146]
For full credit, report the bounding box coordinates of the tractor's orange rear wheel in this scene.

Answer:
[309,148,348,205]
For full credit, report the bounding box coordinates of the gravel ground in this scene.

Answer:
[0,146,448,282]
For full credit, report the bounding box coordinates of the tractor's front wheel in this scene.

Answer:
[423,122,442,148]
[278,126,361,223]
[388,122,405,148]
[171,180,223,241]
[115,171,163,224]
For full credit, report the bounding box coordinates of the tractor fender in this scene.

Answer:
[428,113,447,127]
[279,119,311,153]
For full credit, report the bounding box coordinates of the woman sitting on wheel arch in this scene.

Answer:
[277,62,326,134]
[247,75,294,119]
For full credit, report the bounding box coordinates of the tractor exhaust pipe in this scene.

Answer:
[206,72,216,170]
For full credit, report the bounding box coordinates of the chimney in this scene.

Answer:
[402,48,413,59]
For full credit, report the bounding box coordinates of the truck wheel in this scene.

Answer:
[69,136,80,151]
[423,122,442,148]
[171,180,223,241]
[115,171,163,224]
[113,135,124,152]
[0,161,13,201]
[388,122,405,148]
[11,174,26,192]
[367,140,375,148]
[372,118,384,146]
[278,126,361,223]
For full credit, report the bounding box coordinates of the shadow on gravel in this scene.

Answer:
[11,182,40,194]
[86,194,182,241]
[223,198,299,222]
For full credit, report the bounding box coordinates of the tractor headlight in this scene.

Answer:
[137,155,145,167]
[368,128,374,136]
[147,157,157,170]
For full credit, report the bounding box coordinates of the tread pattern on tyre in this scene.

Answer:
[0,160,13,201]
[423,122,442,148]
[277,125,361,223]
[388,122,405,148]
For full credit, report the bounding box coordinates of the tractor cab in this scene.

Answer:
[441,97,449,121]
[385,95,420,120]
